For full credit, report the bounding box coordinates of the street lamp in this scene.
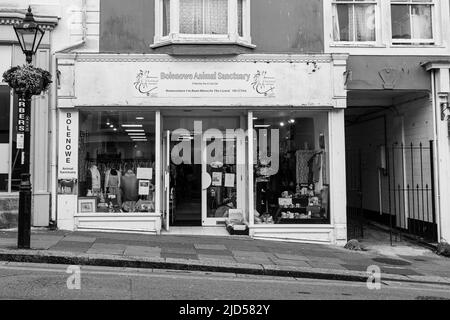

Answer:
[14,7,45,64]
[13,6,45,249]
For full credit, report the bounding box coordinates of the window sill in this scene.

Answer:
[151,39,256,55]
[152,37,256,47]
[330,43,386,48]
[390,44,444,48]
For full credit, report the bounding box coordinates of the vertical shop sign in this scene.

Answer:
[16,98,29,150]
[58,111,79,180]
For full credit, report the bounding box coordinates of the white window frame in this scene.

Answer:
[390,0,437,45]
[331,0,381,46]
[153,0,253,48]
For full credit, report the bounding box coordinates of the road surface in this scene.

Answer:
[0,261,449,300]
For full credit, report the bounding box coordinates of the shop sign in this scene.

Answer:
[133,64,276,99]
[58,111,79,180]
[16,98,30,150]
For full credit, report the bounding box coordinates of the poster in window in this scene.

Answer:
[211,172,222,186]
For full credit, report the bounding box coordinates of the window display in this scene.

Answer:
[253,112,330,225]
[78,110,156,213]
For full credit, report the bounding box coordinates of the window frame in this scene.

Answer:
[390,0,437,45]
[153,0,253,48]
[331,0,381,46]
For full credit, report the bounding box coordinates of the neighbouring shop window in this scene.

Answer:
[391,0,434,44]
[0,86,10,191]
[253,112,330,225]
[332,0,377,42]
[77,111,156,214]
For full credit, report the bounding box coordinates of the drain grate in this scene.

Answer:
[372,257,411,266]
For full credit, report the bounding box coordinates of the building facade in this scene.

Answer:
[324,0,450,243]
[1,0,449,245]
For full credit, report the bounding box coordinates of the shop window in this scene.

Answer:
[154,0,251,47]
[0,86,10,192]
[77,111,156,214]
[391,0,434,44]
[332,0,377,42]
[253,112,330,225]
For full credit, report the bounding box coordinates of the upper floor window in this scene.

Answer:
[391,0,434,44]
[154,0,251,47]
[332,0,377,42]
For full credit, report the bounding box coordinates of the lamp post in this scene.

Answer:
[13,7,45,249]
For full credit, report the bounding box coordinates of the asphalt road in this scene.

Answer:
[0,261,449,300]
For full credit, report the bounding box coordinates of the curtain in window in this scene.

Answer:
[180,0,227,34]
[180,0,203,34]
[237,0,243,37]
[332,4,340,41]
[333,3,375,42]
[204,0,228,34]
[163,0,170,36]
[411,5,432,39]
[355,4,375,41]
[333,4,354,42]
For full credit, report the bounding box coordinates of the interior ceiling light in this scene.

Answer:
[125,129,145,132]
[254,124,271,128]
[136,117,144,120]
[121,124,143,128]
[128,133,146,136]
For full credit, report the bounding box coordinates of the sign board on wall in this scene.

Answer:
[58,110,79,180]
[133,67,276,99]
[71,56,339,107]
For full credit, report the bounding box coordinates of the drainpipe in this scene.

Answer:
[49,0,87,226]
[430,70,442,241]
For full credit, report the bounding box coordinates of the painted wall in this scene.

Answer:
[99,0,324,53]
[347,56,438,92]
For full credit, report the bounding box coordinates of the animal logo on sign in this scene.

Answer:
[251,70,275,97]
[134,70,158,96]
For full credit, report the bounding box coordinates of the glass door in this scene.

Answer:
[202,132,242,226]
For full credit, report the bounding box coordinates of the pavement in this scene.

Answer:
[0,227,449,285]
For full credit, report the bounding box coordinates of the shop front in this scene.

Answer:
[56,53,348,244]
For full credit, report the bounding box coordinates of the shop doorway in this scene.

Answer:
[162,114,246,229]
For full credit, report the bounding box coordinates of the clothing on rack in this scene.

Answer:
[308,151,326,193]
[89,165,101,190]
[295,150,315,184]
[105,168,122,205]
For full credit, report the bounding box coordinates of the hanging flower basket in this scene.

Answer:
[2,64,52,96]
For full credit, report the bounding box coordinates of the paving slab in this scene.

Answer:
[194,244,227,250]
[161,253,199,260]
[271,259,311,268]
[274,253,310,261]
[198,254,237,262]
[196,249,233,256]
[62,236,96,243]
[87,243,126,255]
[124,246,161,257]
